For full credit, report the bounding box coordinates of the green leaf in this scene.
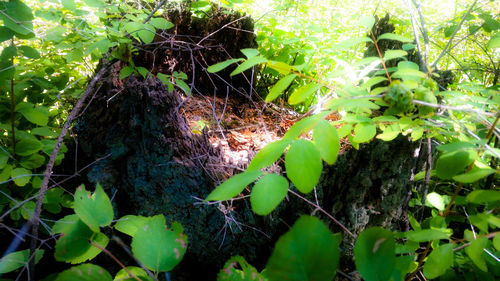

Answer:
[383,50,407,61]
[55,264,112,281]
[205,171,262,201]
[285,140,322,193]
[82,0,103,8]
[283,112,328,140]
[360,15,375,29]
[32,126,59,137]
[267,61,293,75]
[426,192,445,211]
[230,56,267,76]
[217,256,263,281]
[119,66,134,79]
[15,139,42,156]
[0,0,34,35]
[74,184,114,232]
[376,124,400,141]
[240,48,260,59]
[493,234,500,251]
[11,167,31,186]
[452,165,495,183]
[20,154,45,169]
[250,174,288,215]
[61,0,77,11]
[313,120,340,164]
[288,83,321,105]
[354,227,395,281]
[362,76,387,90]
[0,151,8,169]
[392,68,426,79]
[131,215,187,272]
[207,58,243,73]
[264,216,341,281]
[353,122,376,143]
[411,126,424,141]
[327,98,380,111]
[406,228,452,242]
[247,139,290,171]
[0,249,43,274]
[435,150,475,180]
[136,67,149,78]
[114,266,153,281]
[174,79,191,96]
[266,74,297,102]
[1,46,17,60]
[398,61,419,70]
[0,26,15,43]
[115,215,149,237]
[136,23,156,44]
[378,33,413,42]
[149,18,174,30]
[334,37,372,49]
[465,237,488,272]
[466,190,500,205]
[16,102,49,126]
[0,59,15,82]
[423,244,454,279]
[487,33,500,49]
[53,215,109,264]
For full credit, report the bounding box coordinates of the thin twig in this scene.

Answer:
[90,242,143,281]
[412,99,497,117]
[197,15,250,45]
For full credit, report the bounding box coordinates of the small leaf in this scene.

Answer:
[426,192,445,211]
[376,124,400,141]
[20,154,45,169]
[11,167,31,186]
[466,190,500,205]
[174,79,191,96]
[61,0,77,11]
[114,266,153,281]
[283,112,328,140]
[411,126,424,141]
[149,18,174,30]
[288,83,322,105]
[264,216,341,281]
[16,102,49,126]
[137,23,155,44]
[131,215,187,272]
[383,50,407,61]
[0,0,34,35]
[423,244,454,279]
[360,15,375,29]
[0,26,15,43]
[217,256,263,281]
[285,140,322,193]
[230,56,267,76]
[406,228,452,242]
[392,68,426,79]
[205,171,262,201]
[240,48,260,59]
[82,0,103,8]
[353,122,376,143]
[55,264,112,281]
[452,165,495,183]
[266,74,297,102]
[247,139,291,171]
[0,249,44,274]
[250,174,288,215]
[334,37,372,49]
[267,61,293,75]
[465,237,488,272]
[18,46,40,59]
[207,58,243,73]
[313,120,340,164]
[354,227,396,281]
[435,150,475,180]
[119,66,134,79]
[74,184,114,232]
[487,33,500,49]
[493,234,500,251]
[115,215,149,237]
[378,33,413,42]
[362,76,387,90]
[15,139,42,156]
[32,126,59,137]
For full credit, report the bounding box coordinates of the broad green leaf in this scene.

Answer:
[61,0,77,11]
[466,190,500,205]
[337,124,353,138]
[334,37,372,49]
[119,66,134,79]
[283,112,329,140]
[378,33,413,43]
[392,68,426,79]
[288,83,321,105]
[313,120,340,164]
[452,165,495,183]
[66,48,83,63]
[465,237,488,272]
[230,56,267,76]
[264,216,341,281]
[487,33,500,49]
[250,174,288,215]
[493,234,500,251]
[383,50,407,61]
[131,215,187,272]
[435,150,475,180]
[174,79,191,96]
[123,21,142,34]
[32,126,59,137]
[247,139,291,171]
[149,18,174,30]
[136,67,149,78]
[205,170,262,201]
[376,124,400,141]
[20,154,45,169]
[53,215,109,264]
[266,74,297,102]
[82,0,103,8]
[0,46,17,60]
[0,165,13,182]
[406,228,452,242]
[0,151,8,169]
[436,141,476,153]
[137,23,155,44]
[55,264,112,281]
[411,126,424,141]
[74,184,114,232]
[327,98,380,111]
[0,249,44,274]
[285,140,322,193]
[240,48,260,59]
[0,60,15,82]
[391,255,415,281]
[15,139,42,156]
[16,103,49,126]
[0,26,15,42]
[362,76,387,90]
[43,187,66,214]
[267,61,293,75]
[11,167,31,186]
[423,244,454,279]
[217,256,263,281]
[114,266,153,281]
[398,61,419,70]
[354,227,395,281]
[0,0,34,35]
[360,15,375,29]
[115,215,149,237]
[207,58,243,73]
[426,192,445,211]
[353,122,376,143]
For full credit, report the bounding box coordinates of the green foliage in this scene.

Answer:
[217,256,265,281]
[54,263,112,281]
[74,184,113,232]
[354,227,396,281]
[0,249,44,274]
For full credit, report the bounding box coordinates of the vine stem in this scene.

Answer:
[90,242,144,281]
[288,189,356,238]
[370,30,392,83]
[28,62,110,280]
[9,40,16,155]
